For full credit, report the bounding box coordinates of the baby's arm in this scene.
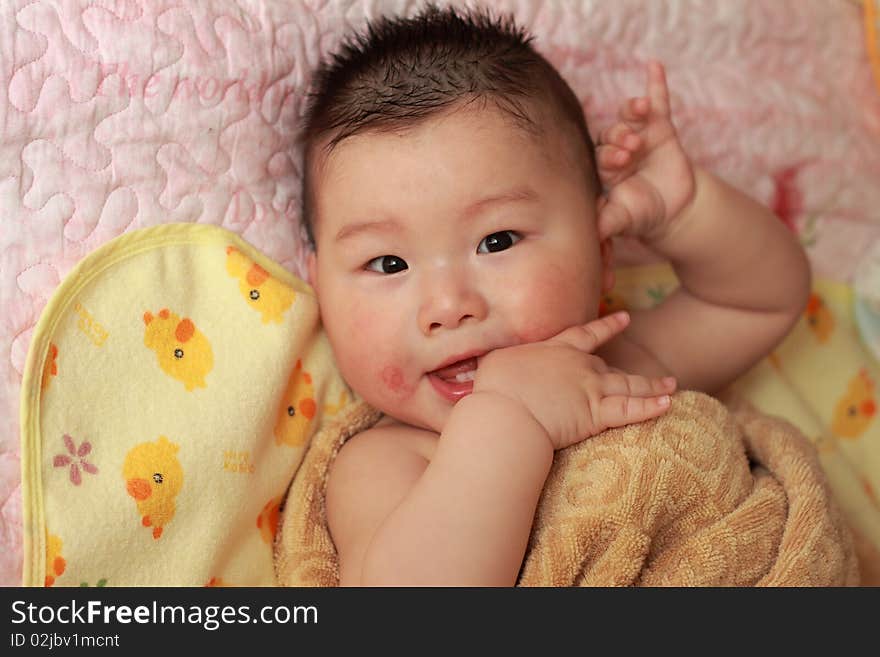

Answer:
[627,168,811,392]
[596,63,811,392]
[328,391,553,586]
[327,313,675,586]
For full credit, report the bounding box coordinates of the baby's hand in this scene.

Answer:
[596,61,695,244]
[473,312,676,450]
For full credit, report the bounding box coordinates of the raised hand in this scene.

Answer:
[473,312,676,450]
[596,61,696,244]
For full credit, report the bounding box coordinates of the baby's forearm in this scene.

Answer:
[652,167,811,314]
[359,392,553,586]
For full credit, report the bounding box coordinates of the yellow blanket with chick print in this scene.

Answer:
[20,223,355,586]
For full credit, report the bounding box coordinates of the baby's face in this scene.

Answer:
[308,104,609,432]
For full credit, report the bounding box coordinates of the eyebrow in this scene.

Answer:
[334,218,402,243]
[463,187,538,219]
[333,187,539,243]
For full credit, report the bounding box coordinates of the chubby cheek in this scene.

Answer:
[508,263,598,344]
[327,302,416,404]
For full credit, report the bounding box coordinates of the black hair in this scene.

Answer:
[299,3,600,249]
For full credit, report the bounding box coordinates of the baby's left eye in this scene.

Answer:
[477,231,521,254]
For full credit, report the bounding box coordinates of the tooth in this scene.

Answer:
[454,371,476,383]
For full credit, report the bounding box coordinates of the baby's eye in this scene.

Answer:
[477,230,522,254]
[365,255,408,274]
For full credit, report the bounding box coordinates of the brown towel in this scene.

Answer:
[274,391,858,586]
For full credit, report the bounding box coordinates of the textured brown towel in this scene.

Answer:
[274,391,858,586]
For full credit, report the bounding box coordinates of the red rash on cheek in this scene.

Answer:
[381,365,409,395]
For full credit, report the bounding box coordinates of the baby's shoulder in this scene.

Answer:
[326,419,436,558]
[337,416,438,465]
[327,423,429,504]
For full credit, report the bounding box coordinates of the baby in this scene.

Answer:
[298,5,811,585]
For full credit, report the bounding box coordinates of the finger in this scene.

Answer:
[598,394,672,428]
[620,97,650,124]
[547,311,630,352]
[646,60,671,117]
[599,123,643,151]
[596,144,632,170]
[597,200,633,240]
[607,365,675,387]
[601,371,677,397]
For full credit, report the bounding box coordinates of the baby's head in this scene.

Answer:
[301,4,614,432]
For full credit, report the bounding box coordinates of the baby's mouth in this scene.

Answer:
[430,357,479,382]
[428,356,479,403]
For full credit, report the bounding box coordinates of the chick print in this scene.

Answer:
[274,359,317,447]
[804,292,834,343]
[832,369,877,439]
[123,436,184,540]
[143,308,213,391]
[225,246,295,324]
[45,534,66,587]
[257,496,283,545]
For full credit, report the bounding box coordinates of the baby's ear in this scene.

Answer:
[600,238,615,294]
[306,251,318,292]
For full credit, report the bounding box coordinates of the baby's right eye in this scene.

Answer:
[365,255,408,274]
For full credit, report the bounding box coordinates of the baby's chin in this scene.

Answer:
[372,398,450,435]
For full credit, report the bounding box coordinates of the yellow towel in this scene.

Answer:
[20,223,355,586]
[275,391,858,586]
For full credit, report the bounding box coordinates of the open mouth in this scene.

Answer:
[428,356,479,403]
[431,356,479,381]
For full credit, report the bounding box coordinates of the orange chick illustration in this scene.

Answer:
[804,292,834,343]
[123,436,184,539]
[225,246,295,324]
[45,534,66,587]
[274,359,317,447]
[143,308,213,391]
[256,496,283,545]
[832,369,877,439]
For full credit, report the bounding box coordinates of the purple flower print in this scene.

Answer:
[53,434,98,485]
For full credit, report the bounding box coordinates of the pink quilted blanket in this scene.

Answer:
[2,0,879,586]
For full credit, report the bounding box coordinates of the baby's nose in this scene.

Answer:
[417,275,488,335]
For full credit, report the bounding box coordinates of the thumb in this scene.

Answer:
[547,312,630,353]
[597,200,632,241]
